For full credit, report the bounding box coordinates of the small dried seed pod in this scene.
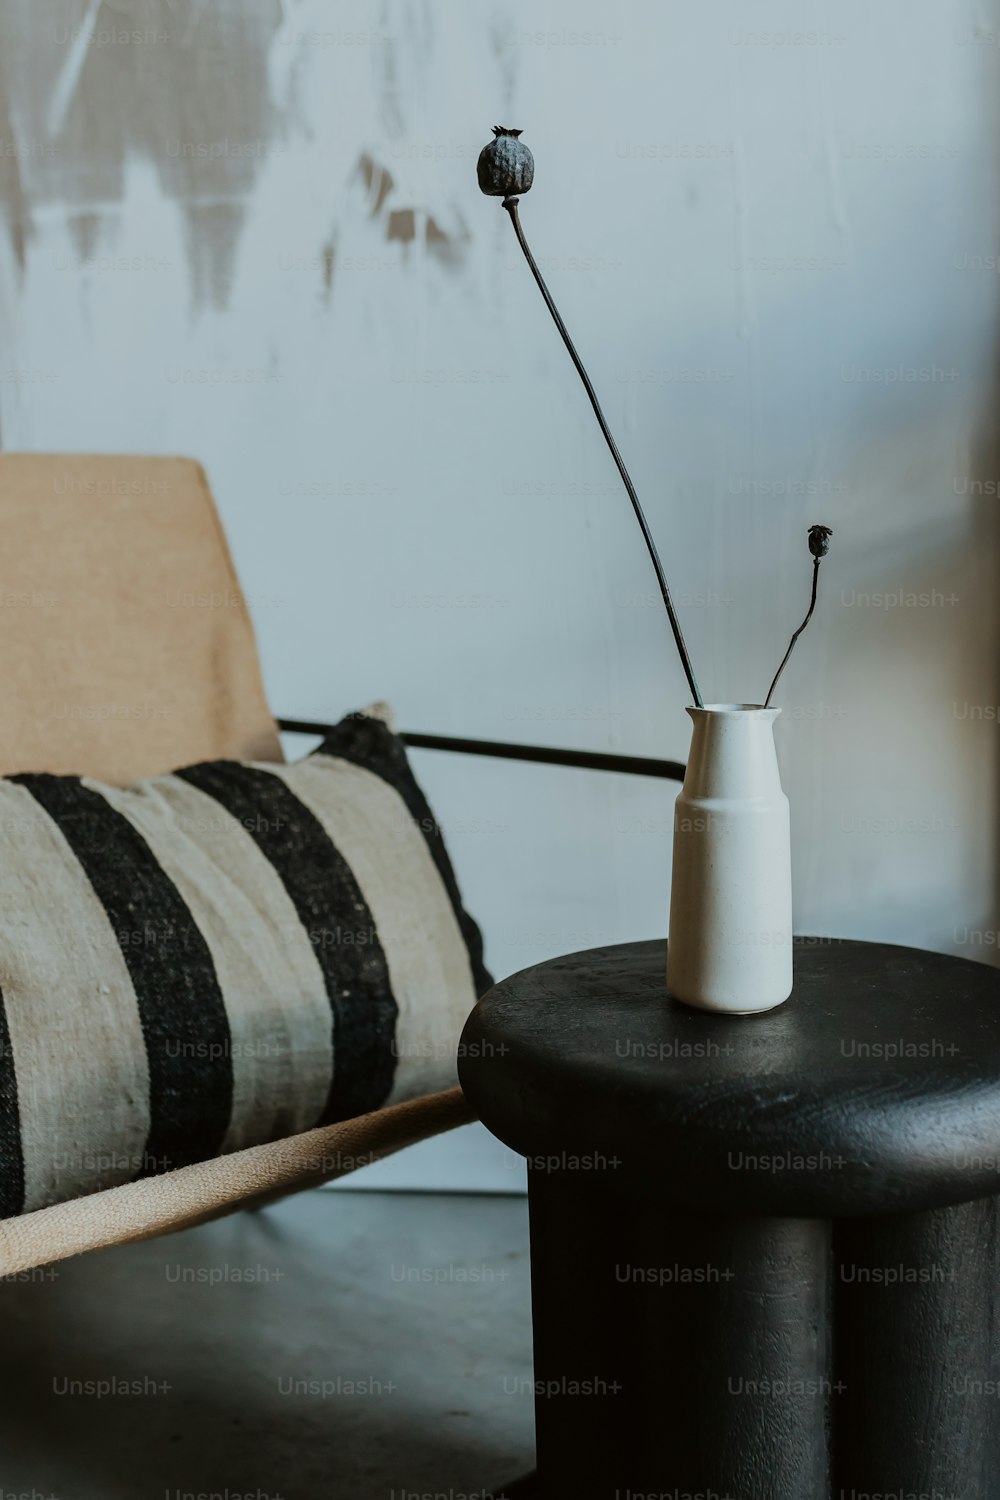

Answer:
[808,524,833,559]
[477,127,534,198]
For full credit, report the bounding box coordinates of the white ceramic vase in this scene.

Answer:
[667,703,792,1014]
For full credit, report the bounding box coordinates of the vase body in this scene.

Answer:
[667,704,792,1014]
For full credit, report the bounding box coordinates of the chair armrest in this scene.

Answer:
[277,719,685,783]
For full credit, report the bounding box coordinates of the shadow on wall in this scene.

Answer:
[959,46,1000,954]
[968,369,1000,952]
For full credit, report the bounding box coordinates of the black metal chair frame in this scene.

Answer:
[278,719,686,786]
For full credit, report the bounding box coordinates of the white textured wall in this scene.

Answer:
[1,0,998,1188]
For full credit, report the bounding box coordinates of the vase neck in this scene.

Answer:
[683,706,782,799]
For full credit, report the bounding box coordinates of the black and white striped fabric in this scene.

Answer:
[0,708,490,1217]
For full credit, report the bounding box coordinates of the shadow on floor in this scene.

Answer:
[0,1189,534,1499]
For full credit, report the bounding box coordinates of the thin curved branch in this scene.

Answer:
[764,557,822,709]
[502,195,703,709]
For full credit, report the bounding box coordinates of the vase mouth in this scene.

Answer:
[686,702,782,720]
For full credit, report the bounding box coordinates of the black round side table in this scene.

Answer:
[459,938,1000,1500]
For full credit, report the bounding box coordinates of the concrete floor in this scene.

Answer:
[0,1190,535,1498]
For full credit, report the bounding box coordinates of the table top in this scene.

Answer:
[458,938,1000,1217]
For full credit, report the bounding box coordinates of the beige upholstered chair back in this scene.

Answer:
[0,454,282,784]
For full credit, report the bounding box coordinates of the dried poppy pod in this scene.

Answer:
[477,127,534,199]
[808,523,833,558]
[764,524,834,706]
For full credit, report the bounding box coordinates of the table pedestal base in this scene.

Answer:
[527,1171,1000,1499]
[835,1195,1000,1495]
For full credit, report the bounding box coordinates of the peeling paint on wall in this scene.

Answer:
[357,152,395,219]
[0,0,469,310]
[0,0,284,307]
[356,148,468,268]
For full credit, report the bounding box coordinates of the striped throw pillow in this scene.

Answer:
[0,708,490,1217]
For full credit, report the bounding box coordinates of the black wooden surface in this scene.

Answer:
[834,1196,1000,1492]
[461,938,1000,1499]
[528,1173,831,1500]
[460,937,1000,1218]
[496,1474,539,1498]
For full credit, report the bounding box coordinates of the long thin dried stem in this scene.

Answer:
[502,195,704,709]
[764,557,822,709]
